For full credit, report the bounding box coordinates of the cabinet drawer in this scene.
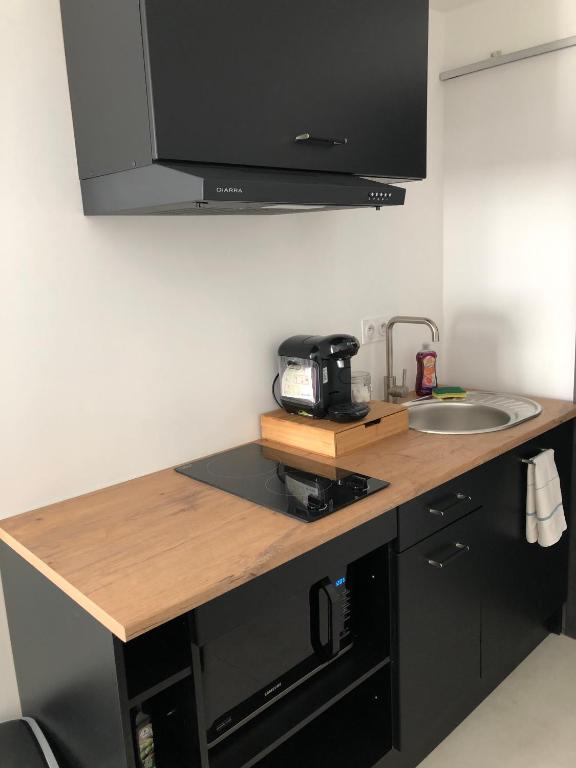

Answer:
[397,466,487,552]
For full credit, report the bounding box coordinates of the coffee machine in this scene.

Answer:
[277,334,370,422]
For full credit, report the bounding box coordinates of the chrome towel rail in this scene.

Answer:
[521,449,549,465]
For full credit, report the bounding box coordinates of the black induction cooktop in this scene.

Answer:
[175,443,390,523]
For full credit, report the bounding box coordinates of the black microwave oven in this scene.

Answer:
[198,564,354,746]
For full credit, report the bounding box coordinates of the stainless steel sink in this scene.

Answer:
[407,391,542,435]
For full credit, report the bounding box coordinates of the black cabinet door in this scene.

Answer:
[481,428,571,691]
[395,509,483,762]
[142,0,428,178]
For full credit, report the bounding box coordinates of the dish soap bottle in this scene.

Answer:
[415,343,438,397]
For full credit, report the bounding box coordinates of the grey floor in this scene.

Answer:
[420,635,576,768]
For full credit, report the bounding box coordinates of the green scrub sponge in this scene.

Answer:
[432,387,467,400]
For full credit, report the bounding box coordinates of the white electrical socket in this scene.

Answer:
[361,319,377,344]
[361,316,388,345]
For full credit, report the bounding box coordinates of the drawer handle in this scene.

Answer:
[427,542,470,569]
[428,492,471,517]
[295,132,349,146]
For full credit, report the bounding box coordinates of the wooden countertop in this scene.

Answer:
[1,396,575,642]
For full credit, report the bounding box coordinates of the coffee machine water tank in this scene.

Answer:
[277,335,369,421]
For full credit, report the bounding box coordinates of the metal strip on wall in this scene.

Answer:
[440,35,576,81]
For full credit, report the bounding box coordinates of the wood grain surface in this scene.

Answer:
[260,401,408,457]
[1,397,574,641]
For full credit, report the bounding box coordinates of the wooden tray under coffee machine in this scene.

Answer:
[260,401,409,458]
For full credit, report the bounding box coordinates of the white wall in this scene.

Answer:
[0,2,445,718]
[442,0,576,398]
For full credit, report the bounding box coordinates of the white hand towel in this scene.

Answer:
[526,449,567,547]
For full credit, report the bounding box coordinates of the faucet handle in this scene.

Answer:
[398,369,410,397]
[389,370,409,401]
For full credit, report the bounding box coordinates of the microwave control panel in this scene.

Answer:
[334,576,353,643]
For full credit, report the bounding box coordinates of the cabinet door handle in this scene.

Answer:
[295,132,348,146]
[427,542,470,569]
[428,492,471,517]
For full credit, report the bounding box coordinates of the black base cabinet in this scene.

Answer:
[1,512,398,768]
[395,508,484,763]
[480,428,571,690]
[1,421,573,768]
[254,668,392,768]
[394,421,573,767]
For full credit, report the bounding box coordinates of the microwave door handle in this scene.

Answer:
[310,578,343,660]
[324,582,344,657]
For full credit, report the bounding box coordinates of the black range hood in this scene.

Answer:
[81,162,406,216]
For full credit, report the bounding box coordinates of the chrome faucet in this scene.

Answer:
[384,316,440,402]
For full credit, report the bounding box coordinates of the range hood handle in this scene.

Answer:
[295,132,348,146]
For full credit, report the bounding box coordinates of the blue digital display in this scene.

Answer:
[335,577,346,587]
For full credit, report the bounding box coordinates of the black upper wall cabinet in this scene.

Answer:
[143,0,429,179]
[60,0,429,183]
